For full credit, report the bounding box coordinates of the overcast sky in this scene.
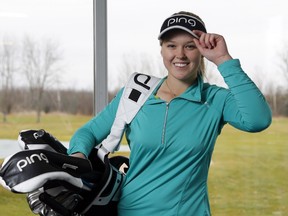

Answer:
[1,0,288,92]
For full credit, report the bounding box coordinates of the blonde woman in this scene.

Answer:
[69,11,271,215]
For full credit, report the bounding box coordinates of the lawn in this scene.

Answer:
[209,117,288,215]
[0,113,287,215]
[0,112,92,141]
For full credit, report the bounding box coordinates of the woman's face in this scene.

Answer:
[161,30,202,83]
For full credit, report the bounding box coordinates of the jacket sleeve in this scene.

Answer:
[67,88,124,157]
[219,59,272,132]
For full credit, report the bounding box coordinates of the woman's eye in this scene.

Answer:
[167,44,176,48]
[186,45,196,49]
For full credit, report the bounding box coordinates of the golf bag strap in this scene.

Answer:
[97,73,161,159]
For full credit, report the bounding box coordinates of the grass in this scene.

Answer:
[0,113,287,215]
[0,112,92,141]
[209,118,288,215]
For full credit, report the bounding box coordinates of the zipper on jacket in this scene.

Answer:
[161,102,169,145]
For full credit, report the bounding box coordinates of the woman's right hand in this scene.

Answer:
[193,30,232,66]
[70,152,86,159]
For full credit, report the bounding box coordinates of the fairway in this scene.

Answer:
[0,114,287,215]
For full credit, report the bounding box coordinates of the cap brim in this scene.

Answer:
[158,26,200,40]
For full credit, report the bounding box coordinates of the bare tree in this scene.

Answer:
[21,36,63,122]
[276,45,288,115]
[278,45,288,91]
[263,44,288,116]
[0,36,18,122]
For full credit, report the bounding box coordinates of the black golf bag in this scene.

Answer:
[0,129,129,216]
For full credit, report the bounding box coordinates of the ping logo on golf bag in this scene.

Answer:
[17,153,49,172]
[33,130,45,139]
[128,74,152,103]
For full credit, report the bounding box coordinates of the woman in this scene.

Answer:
[68,11,271,215]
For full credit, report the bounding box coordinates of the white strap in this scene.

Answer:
[98,73,161,159]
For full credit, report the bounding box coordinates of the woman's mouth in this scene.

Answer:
[174,62,189,68]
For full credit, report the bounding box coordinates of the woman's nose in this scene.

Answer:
[176,48,186,59]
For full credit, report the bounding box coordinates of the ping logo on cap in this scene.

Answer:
[158,14,207,40]
[167,16,197,28]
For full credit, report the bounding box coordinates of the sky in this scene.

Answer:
[0,0,288,92]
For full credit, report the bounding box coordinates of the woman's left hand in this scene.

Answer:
[193,30,232,66]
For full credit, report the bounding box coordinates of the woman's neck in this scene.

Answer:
[156,76,197,102]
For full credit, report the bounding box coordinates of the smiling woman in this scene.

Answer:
[67,10,272,216]
[0,1,287,215]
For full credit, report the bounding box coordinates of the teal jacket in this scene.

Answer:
[68,59,271,216]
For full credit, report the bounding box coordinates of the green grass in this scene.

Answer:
[209,118,288,215]
[0,114,287,215]
[0,112,92,141]
[0,189,35,216]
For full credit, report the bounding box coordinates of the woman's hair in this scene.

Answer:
[160,11,206,77]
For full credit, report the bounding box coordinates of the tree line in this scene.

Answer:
[0,87,116,118]
[1,35,288,123]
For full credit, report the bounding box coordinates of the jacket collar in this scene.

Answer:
[150,75,204,103]
[180,75,203,102]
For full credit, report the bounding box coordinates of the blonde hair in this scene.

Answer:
[160,11,206,77]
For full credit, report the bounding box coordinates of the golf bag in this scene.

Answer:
[0,129,129,216]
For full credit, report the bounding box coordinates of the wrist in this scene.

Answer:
[214,54,233,66]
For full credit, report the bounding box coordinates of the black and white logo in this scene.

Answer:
[128,74,152,103]
[167,17,196,28]
[16,153,49,172]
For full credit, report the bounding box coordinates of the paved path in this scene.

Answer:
[0,139,130,158]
